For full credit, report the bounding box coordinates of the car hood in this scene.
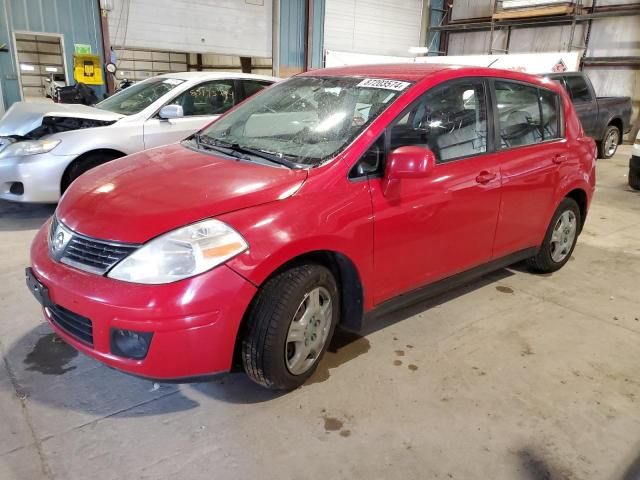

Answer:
[57,143,308,243]
[0,102,123,137]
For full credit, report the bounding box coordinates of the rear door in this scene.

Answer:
[143,79,237,148]
[366,78,503,304]
[491,79,568,257]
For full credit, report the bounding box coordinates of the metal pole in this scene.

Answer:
[272,0,280,77]
[98,0,115,93]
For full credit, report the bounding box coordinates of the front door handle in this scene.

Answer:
[553,154,568,164]
[476,171,497,184]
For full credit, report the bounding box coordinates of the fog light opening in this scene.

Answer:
[110,328,153,360]
[9,182,24,195]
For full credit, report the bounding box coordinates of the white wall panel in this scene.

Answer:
[107,0,271,57]
[451,0,493,21]
[324,0,423,57]
[587,17,640,57]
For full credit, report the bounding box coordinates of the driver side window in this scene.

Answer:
[169,80,235,116]
[390,80,487,164]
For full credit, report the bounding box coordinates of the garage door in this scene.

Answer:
[112,48,188,81]
[14,33,66,100]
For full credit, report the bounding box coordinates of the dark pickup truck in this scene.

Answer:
[544,72,632,159]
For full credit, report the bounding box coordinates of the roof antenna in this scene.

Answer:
[487,59,499,68]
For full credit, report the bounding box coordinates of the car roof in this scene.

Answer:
[298,63,455,81]
[157,71,279,83]
[298,63,564,91]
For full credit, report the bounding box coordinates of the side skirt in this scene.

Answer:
[362,247,538,324]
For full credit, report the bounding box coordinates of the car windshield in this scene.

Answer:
[199,76,412,166]
[96,78,185,115]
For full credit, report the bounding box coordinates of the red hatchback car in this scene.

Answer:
[27,64,596,390]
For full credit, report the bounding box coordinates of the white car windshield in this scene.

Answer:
[96,78,185,115]
[199,76,412,166]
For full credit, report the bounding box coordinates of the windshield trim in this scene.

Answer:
[200,75,415,168]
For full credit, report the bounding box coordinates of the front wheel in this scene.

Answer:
[241,264,339,390]
[598,125,620,159]
[527,198,581,274]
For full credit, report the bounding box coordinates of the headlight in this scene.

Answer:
[0,139,60,158]
[107,219,248,284]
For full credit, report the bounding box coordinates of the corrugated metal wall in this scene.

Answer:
[311,0,325,68]
[443,0,640,138]
[279,0,307,76]
[324,0,424,57]
[0,0,105,111]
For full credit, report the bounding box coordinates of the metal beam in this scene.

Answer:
[583,56,640,68]
[429,4,640,33]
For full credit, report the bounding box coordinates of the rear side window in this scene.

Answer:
[495,81,563,148]
[241,80,272,101]
[563,76,591,103]
[495,81,543,148]
[390,80,487,164]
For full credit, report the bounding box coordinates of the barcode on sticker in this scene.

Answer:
[357,78,410,91]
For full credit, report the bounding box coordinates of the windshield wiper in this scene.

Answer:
[189,133,246,160]
[202,136,297,169]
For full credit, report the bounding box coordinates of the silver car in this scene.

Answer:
[0,72,277,203]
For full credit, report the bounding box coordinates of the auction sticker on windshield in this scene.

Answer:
[357,78,411,91]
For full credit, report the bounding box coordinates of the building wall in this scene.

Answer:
[324,0,424,57]
[443,0,640,139]
[0,0,105,112]
[105,0,272,58]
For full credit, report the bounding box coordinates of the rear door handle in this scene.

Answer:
[553,154,568,164]
[476,171,497,184]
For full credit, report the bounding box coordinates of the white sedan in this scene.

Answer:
[0,71,277,203]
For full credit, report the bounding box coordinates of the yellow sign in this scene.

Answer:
[73,54,103,85]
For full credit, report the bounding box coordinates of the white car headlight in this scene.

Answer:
[108,219,248,284]
[0,139,60,158]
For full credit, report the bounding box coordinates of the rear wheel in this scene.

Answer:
[629,168,640,190]
[61,151,121,193]
[598,125,620,159]
[527,198,581,274]
[241,264,338,390]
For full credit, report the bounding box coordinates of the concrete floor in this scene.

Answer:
[1,146,639,480]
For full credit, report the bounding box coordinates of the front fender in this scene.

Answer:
[49,122,144,157]
[219,181,376,310]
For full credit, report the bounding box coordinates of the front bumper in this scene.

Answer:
[29,221,257,379]
[0,151,76,203]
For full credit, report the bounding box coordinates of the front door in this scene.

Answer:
[143,79,237,149]
[367,79,502,304]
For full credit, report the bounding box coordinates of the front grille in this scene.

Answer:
[62,235,139,274]
[48,304,94,346]
[50,217,139,275]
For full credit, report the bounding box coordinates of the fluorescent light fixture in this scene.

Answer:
[45,66,58,72]
[20,64,35,71]
[408,46,429,54]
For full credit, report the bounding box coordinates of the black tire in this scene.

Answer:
[597,125,621,159]
[629,168,640,190]
[241,264,339,390]
[61,151,121,193]
[527,197,581,274]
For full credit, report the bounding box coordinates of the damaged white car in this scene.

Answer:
[0,71,276,203]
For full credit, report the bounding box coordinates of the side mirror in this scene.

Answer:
[159,104,184,120]
[382,146,435,196]
[44,78,51,83]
